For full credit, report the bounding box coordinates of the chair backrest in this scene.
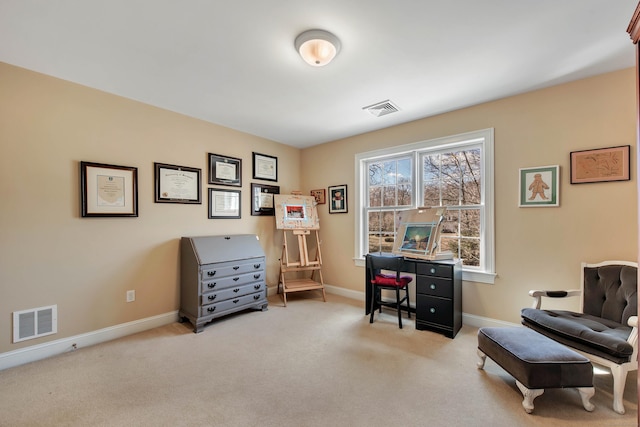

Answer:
[367,254,404,282]
[581,261,638,324]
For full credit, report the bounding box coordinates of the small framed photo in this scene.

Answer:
[252,152,278,182]
[208,189,241,219]
[251,183,280,216]
[80,161,138,217]
[208,153,242,187]
[154,162,201,204]
[570,145,630,184]
[310,189,326,204]
[518,165,559,207]
[328,184,348,213]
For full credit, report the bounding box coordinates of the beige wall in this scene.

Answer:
[302,68,638,324]
[1,62,637,356]
[0,63,301,353]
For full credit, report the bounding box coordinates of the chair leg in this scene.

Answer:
[405,286,411,319]
[610,363,631,414]
[396,287,403,329]
[369,286,376,324]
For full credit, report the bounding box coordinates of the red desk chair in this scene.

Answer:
[367,254,413,329]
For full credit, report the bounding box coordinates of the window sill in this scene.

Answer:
[354,257,496,284]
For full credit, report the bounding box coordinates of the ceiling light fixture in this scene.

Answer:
[295,29,341,67]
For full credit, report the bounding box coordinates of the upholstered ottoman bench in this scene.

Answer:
[477,327,595,413]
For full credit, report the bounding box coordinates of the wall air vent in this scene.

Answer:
[363,100,400,117]
[13,305,57,343]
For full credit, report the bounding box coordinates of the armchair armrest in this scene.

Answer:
[528,289,581,309]
[628,316,638,328]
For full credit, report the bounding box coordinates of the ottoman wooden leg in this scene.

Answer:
[516,380,544,414]
[476,349,487,369]
[577,387,595,412]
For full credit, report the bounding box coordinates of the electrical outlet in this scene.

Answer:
[126,290,135,302]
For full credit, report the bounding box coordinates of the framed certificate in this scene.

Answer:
[208,153,242,187]
[252,152,277,182]
[209,189,241,219]
[80,161,138,217]
[154,163,201,204]
[251,183,279,216]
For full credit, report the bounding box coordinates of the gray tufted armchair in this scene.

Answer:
[521,261,638,414]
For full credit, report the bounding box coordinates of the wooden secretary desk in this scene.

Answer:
[365,254,462,338]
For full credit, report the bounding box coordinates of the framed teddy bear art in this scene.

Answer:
[518,165,559,208]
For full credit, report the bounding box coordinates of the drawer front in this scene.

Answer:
[200,257,265,281]
[200,292,266,317]
[416,262,452,278]
[416,295,453,327]
[201,271,265,293]
[201,282,265,305]
[416,276,453,299]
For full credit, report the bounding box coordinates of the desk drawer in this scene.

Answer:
[201,271,264,293]
[200,258,264,281]
[416,262,453,278]
[416,276,453,299]
[200,292,266,317]
[201,282,265,305]
[416,295,453,327]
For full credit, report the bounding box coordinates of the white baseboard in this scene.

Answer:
[0,311,178,371]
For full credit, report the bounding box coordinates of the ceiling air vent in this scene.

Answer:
[363,100,400,117]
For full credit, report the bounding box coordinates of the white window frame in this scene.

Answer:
[354,128,496,284]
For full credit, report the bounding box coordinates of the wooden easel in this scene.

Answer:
[278,229,326,306]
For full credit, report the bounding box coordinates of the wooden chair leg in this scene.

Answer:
[396,287,403,329]
[405,286,411,319]
[369,286,377,324]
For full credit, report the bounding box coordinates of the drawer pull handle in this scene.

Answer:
[254,274,261,279]
[233,299,239,304]
[207,306,216,313]
[233,266,240,270]
[253,295,260,300]
[430,284,436,290]
[254,264,261,269]
[430,308,436,314]
[233,277,240,281]
[208,295,217,301]
[254,284,261,290]
[224,236,231,240]
[233,288,240,293]
[430,268,436,274]
[208,283,217,289]
[207,271,217,277]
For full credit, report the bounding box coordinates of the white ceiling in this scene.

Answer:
[0,1,637,148]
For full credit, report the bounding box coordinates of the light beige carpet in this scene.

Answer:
[0,293,636,427]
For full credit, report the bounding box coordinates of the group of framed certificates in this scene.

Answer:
[79,151,279,218]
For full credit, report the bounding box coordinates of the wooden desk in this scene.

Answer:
[365,254,462,338]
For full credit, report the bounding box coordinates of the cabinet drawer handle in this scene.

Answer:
[430,284,436,290]
[253,295,260,300]
[233,266,240,270]
[233,288,240,293]
[254,274,261,279]
[233,299,240,304]
[207,306,216,313]
[208,283,217,289]
[208,295,217,301]
[430,268,436,274]
[233,277,239,281]
[430,308,436,314]
[254,264,261,269]
[254,284,261,290]
[207,271,217,277]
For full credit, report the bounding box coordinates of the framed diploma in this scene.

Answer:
[209,189,241,219]
[251,183,280,216]
[154,163,201,204]
[80,161,138,217]
[208,153,242,187]
[252,152,278,182]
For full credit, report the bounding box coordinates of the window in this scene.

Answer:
[355,129,495,283]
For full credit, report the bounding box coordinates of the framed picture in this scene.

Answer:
[328,184,348,213]
[251,183,279,216]
[274,195,320,229]
[252,152,278,182]
[310,189,326,204]
[208,189,241,219]
[208,153,242,187]
[80,161,138,217]
[570,145,631,184]
[518,165,559,207]
[154,162,201,204]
